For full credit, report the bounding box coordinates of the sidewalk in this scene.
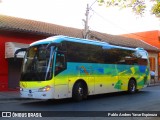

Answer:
[0,90,21,101]
[148,80,160,87]
[0,90,37,101]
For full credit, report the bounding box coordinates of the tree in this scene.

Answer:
[98,0,160,17]
[152,1,160,17]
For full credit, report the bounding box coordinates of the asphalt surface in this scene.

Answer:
[0,84,160,120]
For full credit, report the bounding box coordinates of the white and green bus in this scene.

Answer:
[15,35,150,101]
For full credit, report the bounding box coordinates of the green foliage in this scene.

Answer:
[152,1,160,17]
[98,0,160,17]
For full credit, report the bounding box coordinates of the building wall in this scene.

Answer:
[0,31,47,91]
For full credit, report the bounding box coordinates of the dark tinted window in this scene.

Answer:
[62,41,147,65]
[66,41,102,63]
[55,52,67,76]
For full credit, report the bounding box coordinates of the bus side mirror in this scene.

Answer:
[14,48,27,61]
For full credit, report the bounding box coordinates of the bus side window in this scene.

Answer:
[55,53,66,76]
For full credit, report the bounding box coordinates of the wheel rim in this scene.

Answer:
[78,87,83,96]
[131,83,135,92]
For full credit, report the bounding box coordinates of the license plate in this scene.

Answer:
[28,93,33,97]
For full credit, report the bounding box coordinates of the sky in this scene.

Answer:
[0,0,159,35]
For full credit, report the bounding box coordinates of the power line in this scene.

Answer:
[83,1,158,40]
[91,9,132,34]
[91,9,157,40]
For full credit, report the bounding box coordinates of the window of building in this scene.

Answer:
[149,57,156,71]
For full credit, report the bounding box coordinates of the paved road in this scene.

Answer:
[0,86,160,120]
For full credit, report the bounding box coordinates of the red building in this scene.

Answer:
[0,31,46,90]
[0,14,159,91]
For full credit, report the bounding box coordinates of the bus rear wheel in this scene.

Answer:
[72,82,86,101]
[128,79,136,94]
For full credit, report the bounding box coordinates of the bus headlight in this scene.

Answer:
[38,85,51,92]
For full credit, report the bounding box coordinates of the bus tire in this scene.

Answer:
[128,79,136,94]
[72,82,85,101]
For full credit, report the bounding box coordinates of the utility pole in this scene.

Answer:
[83,1,97,39]
[84,4,90,39]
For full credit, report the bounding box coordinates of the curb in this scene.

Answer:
[0,98,39,101]
[147,84,160,87]
[0,98,40,102]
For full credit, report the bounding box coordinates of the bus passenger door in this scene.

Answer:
[54,52,68,99]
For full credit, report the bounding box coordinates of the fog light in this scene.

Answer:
[20,87,23,91]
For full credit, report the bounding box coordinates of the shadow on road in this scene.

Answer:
[21,90,150,107]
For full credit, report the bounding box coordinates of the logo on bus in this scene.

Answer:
[21,83,27,88]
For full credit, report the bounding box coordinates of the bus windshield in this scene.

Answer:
[20,45,55,81]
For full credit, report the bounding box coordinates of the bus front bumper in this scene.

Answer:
[20,87,54,99]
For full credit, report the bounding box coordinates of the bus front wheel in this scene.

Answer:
[72,82,86,101]
[128,79,136,94]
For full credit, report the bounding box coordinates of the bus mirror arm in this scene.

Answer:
[46,43,61,49]
[14,48,27,61]
[56,50,67,53]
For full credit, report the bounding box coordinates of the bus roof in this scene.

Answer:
[30,35,109,46]
[30,35,145,52]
